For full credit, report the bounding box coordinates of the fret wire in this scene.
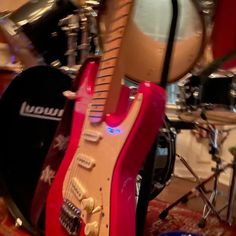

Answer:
[100,56,118,63]
[97,74,113,78]
[99,66,116,71]
[95,79,111,86]
[94,90,110,93]
[104,47,120,54]
[95,82,111,86]
[116,1,132,11]
[105,36,123,44]
[90,0,132,123]
[90,110,103,113]
[109,25,126,34]
[98,69,114,77]
[112,13,129,23]
[89,115,103,118]
[91,104,104,107]
[100,51,120,63]
[93,91,108,95]
[104,39,122,51]
[92,98,107,100]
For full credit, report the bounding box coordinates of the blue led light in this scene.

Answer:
[107,126,122,134]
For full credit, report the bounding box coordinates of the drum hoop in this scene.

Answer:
[0,18,44,65]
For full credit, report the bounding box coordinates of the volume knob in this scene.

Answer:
[84,221,98,236]
[81,197,95,213]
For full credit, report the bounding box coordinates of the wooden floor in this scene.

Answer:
[156,175,236,226]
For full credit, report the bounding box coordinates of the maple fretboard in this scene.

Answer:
[89,0,133,123]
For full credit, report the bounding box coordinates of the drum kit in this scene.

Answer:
[0,0,236,235]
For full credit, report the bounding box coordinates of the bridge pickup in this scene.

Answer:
[59,199,81,235]
[71,177,87,201]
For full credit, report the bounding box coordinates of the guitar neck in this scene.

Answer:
[89,0,133,123]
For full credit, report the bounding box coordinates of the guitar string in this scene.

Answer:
[63,0,132,225]
[64,0,130,204]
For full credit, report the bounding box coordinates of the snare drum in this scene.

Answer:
[0,0,79,68]
[178,73,236,124]
[137,122,177,201]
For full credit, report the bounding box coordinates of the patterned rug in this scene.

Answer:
[0,197,235,236]
[144,198,236,236]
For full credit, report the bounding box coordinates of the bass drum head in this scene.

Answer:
[99,0,205,83]
[0,65,72,221]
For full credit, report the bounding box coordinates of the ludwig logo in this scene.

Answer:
[20,101,64,121]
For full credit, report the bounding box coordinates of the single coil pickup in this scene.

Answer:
[71,177,87,201]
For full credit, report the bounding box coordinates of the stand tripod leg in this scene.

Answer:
[159,189,194,219]
[226,155,236,225]
[159,154,205,220]
[159,161,231,222]
[198,162,222,228]
[198,186,218,228]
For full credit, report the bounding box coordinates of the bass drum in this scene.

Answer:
[137,122,177,201]
[0,0,79,68]
[0,65,72,233]
[99,0,205,83]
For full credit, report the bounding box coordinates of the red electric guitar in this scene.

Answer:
[46,1,166,236]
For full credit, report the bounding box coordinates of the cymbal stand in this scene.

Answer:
[198,125,223,227]
[59,13,80,76]
[226,147,236,225]
[59,2,100,77]
[159,123,236,227]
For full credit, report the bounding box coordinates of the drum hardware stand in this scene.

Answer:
[230,76,236,112]
[59,13,80,76]
[159,120,236,228]
[77,8,89,65]
[77,0,101,64]
[136,0,179,235]
[59,2,99,77]
[226,147,236,225]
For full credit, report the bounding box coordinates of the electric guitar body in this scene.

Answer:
[46,60,99,236]
[59,82,165,236]
[46,1,166,235]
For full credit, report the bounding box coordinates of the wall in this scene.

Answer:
[174,127,236,186]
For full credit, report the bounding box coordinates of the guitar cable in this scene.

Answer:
[0,176,41,236]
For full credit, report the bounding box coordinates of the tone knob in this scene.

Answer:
[84,221,98,236]
[81,197,95,213]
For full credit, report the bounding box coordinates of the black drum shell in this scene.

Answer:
[185,75,234,109]
[4,0,79,66]
[0,65,72,221]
